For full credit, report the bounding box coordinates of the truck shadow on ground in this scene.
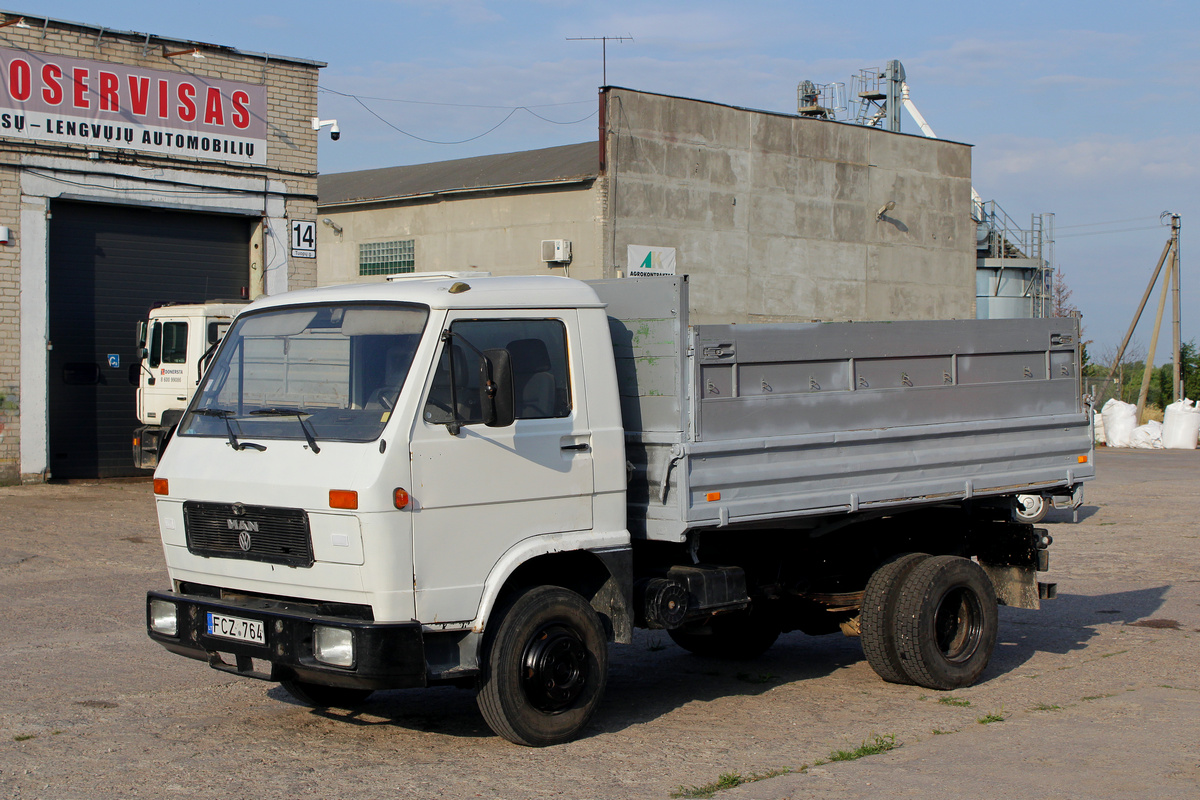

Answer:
[270,631,865,742]
[988,585,1171,676]
[266,585,1171,743]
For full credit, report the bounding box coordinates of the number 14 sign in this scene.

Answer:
[291,220,317,258]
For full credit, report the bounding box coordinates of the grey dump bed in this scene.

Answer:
[589,276,1095,543]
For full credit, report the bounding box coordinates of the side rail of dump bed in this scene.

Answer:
[590,276,1095,543]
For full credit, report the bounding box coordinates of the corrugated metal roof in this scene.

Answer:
[318,141,599,207]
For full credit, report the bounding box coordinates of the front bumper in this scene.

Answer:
[146,590,427,690]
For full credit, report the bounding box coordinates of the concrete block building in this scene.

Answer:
[318,87,976,327]
[0,10,323,482]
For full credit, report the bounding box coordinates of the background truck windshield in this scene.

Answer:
[179,303,429,444]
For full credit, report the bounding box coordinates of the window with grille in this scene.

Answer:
[359,239,415,276]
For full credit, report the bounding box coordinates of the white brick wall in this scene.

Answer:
[0,15,322,483]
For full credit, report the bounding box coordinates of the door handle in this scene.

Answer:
[561,442,590,452]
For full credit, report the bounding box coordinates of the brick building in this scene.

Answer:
[0,10,323,482]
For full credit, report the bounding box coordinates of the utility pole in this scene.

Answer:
[1170,215,1182,400]
[1102,213,1183,418]
[567,35,632,86]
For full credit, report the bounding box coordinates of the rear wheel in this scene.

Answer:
[894,555,998,690]
[667,606,781,659]
[476,585,609,747]
[280,680,373,709]
[860,552,930,684]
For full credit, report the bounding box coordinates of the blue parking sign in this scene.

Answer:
[108,354,120,368]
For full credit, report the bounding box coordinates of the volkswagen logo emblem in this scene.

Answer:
[238,531,253,552]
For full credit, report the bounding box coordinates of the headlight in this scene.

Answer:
[313,625,354,667]
[149,598,178,636]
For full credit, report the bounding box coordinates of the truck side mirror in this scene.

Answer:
[479,348,515,428]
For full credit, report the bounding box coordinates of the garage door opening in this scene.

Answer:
[47,201,251,479]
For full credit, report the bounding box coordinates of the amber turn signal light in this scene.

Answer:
[329,490,358,510]
[153,478,169,496]
[1077,455,1088,463]
[394,488,410,509]
[706,491,721,502]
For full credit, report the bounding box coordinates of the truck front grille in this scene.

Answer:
[183,501,313,568]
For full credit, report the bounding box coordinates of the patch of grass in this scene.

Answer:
[671,767,793,799]
[13,733,36,741]
[736,672,776,685]
[828,734,897,762]
[646,642,668,652]
[932,728,951,735]
[1100,649,1131,657]
[938,696,971,707]
[1031,702,1063,712]
[977,711,1007,724]
[1081,693,1116,702]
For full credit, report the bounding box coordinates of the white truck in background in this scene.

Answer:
[133,302,245,469]
[145,274,1092,746]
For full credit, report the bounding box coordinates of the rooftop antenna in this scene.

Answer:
[567,35,633,85]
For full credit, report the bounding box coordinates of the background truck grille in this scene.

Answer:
[183,502,313,567]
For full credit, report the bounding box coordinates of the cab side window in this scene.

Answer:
[423,319,570,425]
[148,321,188,368]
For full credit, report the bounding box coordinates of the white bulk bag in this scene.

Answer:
[1100,399,1138,448]
[1162,399,1200,450]
[1130,420,1164,449]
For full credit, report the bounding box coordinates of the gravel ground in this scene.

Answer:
[1,448,1197,799]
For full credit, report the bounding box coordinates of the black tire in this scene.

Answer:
[860,552,930,684]
[476,585,608,747]
[280,680,373,709]
[894,555,998,690]
[1014,494,1049,524]
[667,605,781,659]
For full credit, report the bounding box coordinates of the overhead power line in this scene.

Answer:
[1055,215,1163,230]
[318,87,598,145]
[1056,225,1164,239]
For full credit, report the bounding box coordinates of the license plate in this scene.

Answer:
[206,612,266,645]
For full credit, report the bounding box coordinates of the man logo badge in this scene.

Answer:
[238,530,253,552]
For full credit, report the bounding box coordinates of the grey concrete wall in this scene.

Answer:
[603,88,976,325]
[316,184,604,285]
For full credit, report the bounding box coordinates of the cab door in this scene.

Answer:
[408,311,594,623]
[142,317,191,424]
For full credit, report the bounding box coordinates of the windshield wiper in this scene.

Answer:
[192,408,266,452]
[249,407,321,454]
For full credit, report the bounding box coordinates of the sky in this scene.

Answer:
[20,0,1200,361]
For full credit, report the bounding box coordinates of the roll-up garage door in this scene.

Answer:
[47,201,251,479]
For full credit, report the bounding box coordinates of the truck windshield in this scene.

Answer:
[178,303,429,444]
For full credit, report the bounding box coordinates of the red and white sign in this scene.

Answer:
[0,46,267,165]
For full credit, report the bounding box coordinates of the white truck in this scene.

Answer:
[133,302,244,468]
[146,274,1093,746]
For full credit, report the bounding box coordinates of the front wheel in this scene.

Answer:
[476,585,609,747]
[1014,494,1048,524]
[894,555,998,690]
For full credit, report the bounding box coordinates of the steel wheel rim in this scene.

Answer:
[521,622,589,714]
[934,587,984,663]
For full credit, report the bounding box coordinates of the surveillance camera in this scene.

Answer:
[312,117,341,141]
